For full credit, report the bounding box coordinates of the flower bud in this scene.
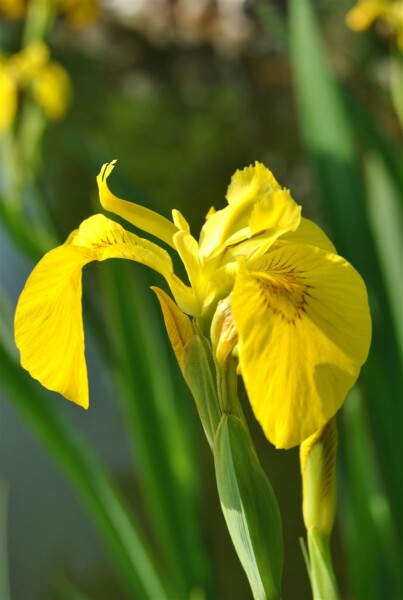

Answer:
[210,296,238,367]
[300,418,337,537]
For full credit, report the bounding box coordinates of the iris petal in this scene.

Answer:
[15,214,194,407]
[232,244,371,449]
[199,162,282,258]
[199,163,301,269]
[15,244,90,407]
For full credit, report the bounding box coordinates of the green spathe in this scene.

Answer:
[214,414,283,600]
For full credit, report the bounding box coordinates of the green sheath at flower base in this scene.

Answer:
[214,414,283,600]
[153,287,221,447]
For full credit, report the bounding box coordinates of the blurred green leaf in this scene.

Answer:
[364,152,403,353]
[100,261,211,597]
[0,198,55,261]
[340,388,403,599]
[51,573,92,600]
[0,341,170,600]
[343,91,403,201]
[214,414,283,600]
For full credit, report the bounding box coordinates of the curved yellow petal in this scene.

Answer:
[232,245,371,449]
[15,244,90,407]
[15,214,195,407]
[68,214,196,314]
[97,161,179,248]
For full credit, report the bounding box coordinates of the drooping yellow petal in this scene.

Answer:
[15,214,195,408]
[67,213,196,314]
[97,161,179,248]
[232,245,371,449]
[15,244,91,407]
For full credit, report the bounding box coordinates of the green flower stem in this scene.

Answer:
[23,0,56,47]
[306,530,340,600]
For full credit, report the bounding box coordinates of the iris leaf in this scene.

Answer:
[0,342,169,600]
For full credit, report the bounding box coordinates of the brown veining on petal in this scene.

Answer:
[252,256,312,325]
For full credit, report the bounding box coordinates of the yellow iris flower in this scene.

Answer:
[14,161,371,449]
[0,42,71,131]
[346,0,403,49]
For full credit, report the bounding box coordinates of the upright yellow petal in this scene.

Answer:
[199,162,300,262]
[226,162,281,205]
[15,214,195,407]
[232,245,371,449]
[173,229,203,308]
[97,161,179,248]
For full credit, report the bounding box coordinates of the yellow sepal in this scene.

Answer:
[15,214,195,407]
[232,245,371,449]
[15,244,90,408]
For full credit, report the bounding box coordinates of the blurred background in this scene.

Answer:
[0,0,402,598]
